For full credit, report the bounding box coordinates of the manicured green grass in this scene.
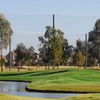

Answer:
[0,94,53,100]
[0,68,100,92]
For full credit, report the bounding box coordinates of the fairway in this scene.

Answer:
[0,68,100,93]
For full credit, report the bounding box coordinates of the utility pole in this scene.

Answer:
[9,33,11,71]
[53,14,55,29]
[98,46,100,66]
[85,33,88,67]
[0,25,3,72]
[0,48,3,72]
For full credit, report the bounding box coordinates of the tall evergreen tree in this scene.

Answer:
[88,19,100,66]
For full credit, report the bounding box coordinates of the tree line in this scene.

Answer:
[0,14,100,71]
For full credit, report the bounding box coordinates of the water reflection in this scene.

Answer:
[0,81,26,92]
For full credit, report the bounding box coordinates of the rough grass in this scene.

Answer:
[62,94,100,100]
[1,93,100,100]
[0,94,53,100]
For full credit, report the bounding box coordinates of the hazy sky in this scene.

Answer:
[0,0,100,54]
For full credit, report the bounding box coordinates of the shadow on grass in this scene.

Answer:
[0,71,35,77]
[29,69,69,76]
[0,69,70,77]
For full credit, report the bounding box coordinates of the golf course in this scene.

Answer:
[0,68,100,100]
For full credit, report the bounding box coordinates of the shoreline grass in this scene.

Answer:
[0,94,54,100]
[26,84,100,93]
[1,93,100,100]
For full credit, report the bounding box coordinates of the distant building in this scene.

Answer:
[6,50,16,66]
[0,55,6,66]
[0,55,6,60]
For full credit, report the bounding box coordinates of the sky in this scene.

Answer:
[0,0,100,54]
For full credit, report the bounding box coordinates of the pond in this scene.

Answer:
[0,81,77,99]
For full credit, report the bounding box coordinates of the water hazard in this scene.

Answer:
[0,81,77,99]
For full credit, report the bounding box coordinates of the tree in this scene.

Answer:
[26,46,37,69]
[76,39,88,67]
[61,38,75,66]
[88,19,100,66]
[76,39,85,54]
[73,49,85,67]
[0,14,13,71]
[51,29,64,67]
[15,43,37,71]
[15,43,27,71]
[62,39,68,65]
[39,26,64,68]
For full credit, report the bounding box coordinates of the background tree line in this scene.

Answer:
[0,14,100,71]
[3,20,100,68]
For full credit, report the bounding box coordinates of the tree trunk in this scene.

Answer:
[1,49,3,72]
[18,62,20,71]
[18,65,20,71]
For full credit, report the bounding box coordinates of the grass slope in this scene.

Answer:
[0,68,100,92]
